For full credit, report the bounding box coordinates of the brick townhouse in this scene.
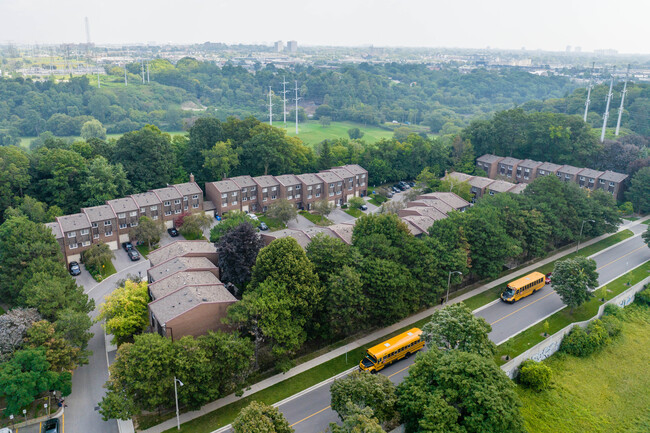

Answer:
[496,157,522,180]
[515,160,542,183]
[230,175,258,213]
[475,154,504,178]
[253,175,281,212]
[295,173,324,210]
[535,162,562,178]
[577,168,603,191]
[274,174,303,208]
[315,171,345,206]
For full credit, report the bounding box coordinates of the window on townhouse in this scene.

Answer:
[262,188,268,193]
[263,197,267,202]
[231,192,237,197]
[129,211,137,217]
[271,195,276,200]
[140,208,145,213]
[174,199,181,204]
[92,222,98,228]
[609,182,615,187]
[296,193,300,198]
[329,183,334,188]
[105,230,113,236]
[288,195,293,200]
[104,220,111,226]
[296,185,301,190]
[308,194,313,199]
[599,179,605,184]
[250,196,256,200]
[174,209,181,214]
[119,223,127,229]
[524,168,530,173]
[93,234,99,239]
[80,229,89,235]
[242,196,248,201]
[589,178,594,184]
[118,213,126,219]
[308,186,313,190]
[489,191,495,196]
[565,174,570,179]
[272,187,277,191]
[184,205,188,210]
[337,182,342,186]
[165,211,172,216]
[153,216,158,220]
[251,187,256,192]
[221,193,227,199]
[288,186,293,191]
[151,206,158,211]
[539,170,545,175]
[165,201,171,206]
[183,196,188,201]
[231,201,238,206]
[192,204,199,209]
[130,222,138,227]
[242,188,247,192]
[82,241,91,247]
[579,176,585,181]
[316,192,321,198]
[70,243,78,249]
[329,191,334,197]
[192,194,199,199]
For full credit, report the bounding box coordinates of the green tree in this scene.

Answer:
[202,140,240,181]
[81,119,107,140]
[25,321,82,372]
[80,156,131,207]
[360,257,415,324]
[438,178,472,202]
[0,146,31,220]
[178,212,212,239]
[421,303,496,357]
[232,401,293,433]
[130,215,164,248]
[626,167,650,213]
[518,359,552,392]
[266,199,298,226]
[347,127,364,140]
[112,125,175,192]
[398,350,525,433]
[320,116,332,127]
[82,242,115,276]
[54,308,93,350]
[643,225,650,248]
[31,147,87,213]
[217,222,264,290]
[330,370,397,424]
[313,199,335,219]
[306,234,360,284]
[0,348,71,416]
[97,280,150,345]
[347,196,365,210]
[325,266,369,338]
[210,210,249,243]
[186,117,225,184]
[327,404,384,433]
[393,127,412,142]
[553,257,599,313]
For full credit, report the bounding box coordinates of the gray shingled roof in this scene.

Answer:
[404,207,447,221]
[499,157,522,167]
[148,257,216,282]
[107,197,138,213]
[131,192,162,207]
[447,172,474,182]
[476,154,504,164]
[518,159,542,170]
[45,222,63,239]
[325,168,354,180]
[57,213,91,232]
[149,271,221,300]
[262,229,311,248]
[147,240,217,267]
[558,165,583,175]
[489,180,516,193]
[82,205,116,222]
[149,284,235,325]
[508,183,528,194]
[173,182,202,196]
[328,223,354,245]
[468,177,494,189]
[253,175,280,188]
[295,173,323,185]
[337,164,367,175]
[537,162,562,173]
[152,186,182,201]
[315,171,343,183]
[578,168,603,179]
[274,174,301,186]
[203,200,216,211]
[401,215,436,233]
[599,171,628,183]
[209,180,239,193]
[407,199,455,214]
[418,192,470,210]
[230,176,256,188]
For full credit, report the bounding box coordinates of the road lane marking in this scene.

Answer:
[596,245,647,271]
[388,365,411,378]
[289,405,331,427]
[489,291,556,326]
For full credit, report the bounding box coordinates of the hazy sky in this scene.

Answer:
[1,0,648,53]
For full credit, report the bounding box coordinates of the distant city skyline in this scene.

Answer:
[1,0,648,54]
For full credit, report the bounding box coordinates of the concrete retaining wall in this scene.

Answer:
[500,276,650,379]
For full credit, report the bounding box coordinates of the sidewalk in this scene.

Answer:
[141,216,648,433]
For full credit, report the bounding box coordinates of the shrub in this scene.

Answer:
[600,315,623,338]
[635,289,650,307]
[560,325,590,357]
[518,359,552,392]
[603,303,623,317]
[586,320,610,349]
[561,319,614,357]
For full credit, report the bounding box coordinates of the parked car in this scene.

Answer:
[0,427,13,433]
[360,204,368,211]
[545,273,552,284]
[122,241,134,252]
[167,227,179,237]
[68,261,81,276]
[127,248,140,261]
[386,192,394,198]
[407,181,415,187]
[247,213,259,221]
[42,418,60,433]
[258,222,269,231]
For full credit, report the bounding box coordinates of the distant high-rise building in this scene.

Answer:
[566,45,572,52]
[274,41,284,52]
[287,40,298,53]
[594,49,618,56]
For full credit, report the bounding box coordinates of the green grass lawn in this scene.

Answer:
[0,305,5,315]
[344,208,363,218]
[517,305,650,433]
[462,230,635,311]
[642,219,650,225]
[368,194,388,206]
[280,120,395,147]
[298,210,332,226]
[87,260,117,282]
[257,215,287,231]
[495,260,650,365]
[136,244,158,258]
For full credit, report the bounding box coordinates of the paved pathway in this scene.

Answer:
[140,215,650,433]
[286,214,316,230]
[328,208,356,224]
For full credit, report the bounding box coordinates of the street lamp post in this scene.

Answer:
[446,271,463,303]
[576,219,596,252]
[174,376,184,430]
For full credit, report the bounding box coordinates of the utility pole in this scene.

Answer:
[146,62,150,83]
[583,62,595,122]
[294,80,301,134]
[615,64,630,136]
[124,65,128,86]
[268,86,273,126]
[600,66,615,143]
[141,60,145,84]
[281,76,288,126]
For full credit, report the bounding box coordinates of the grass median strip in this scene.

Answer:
[462,230,635,311]
[494,259,650,366]
[298,210,332,226]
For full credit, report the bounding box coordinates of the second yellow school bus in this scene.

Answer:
[359,328,425,373]
[500,271,546,303]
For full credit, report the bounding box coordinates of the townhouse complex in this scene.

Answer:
[45,164,369,264]
[476,154,628,200]
[397,192,470,235]
[446,171,528,202]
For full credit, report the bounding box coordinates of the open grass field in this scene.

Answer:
[462,229,635,311]
[280,120,396,147]
[517,305,650,433]
[495,259,650,365]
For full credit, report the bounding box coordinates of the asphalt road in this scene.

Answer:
[272,227,650,433]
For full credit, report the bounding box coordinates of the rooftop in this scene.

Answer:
[537,162,562,172]
[508,183,528,194]
[148,256,217,282]
[173,182,203,196]
[107,197,138,213]
[130,191,162,208]
[402,219,424,236]
[253,175,280,188]
[324,167,354,180]
[315,171,343,184]
[558,165,583,175]
[417,192,469,210]
[57,213,90,233]
[599,171,628,183]
[578,168,604,179]
[401,206,447,221]
[488,180,516,193]
[147,240,217,267]
[149,284,235,325]
[328,223,355,245]
[230,175,257,189]
[295,173,323,185]
[210,179,239,193]
[447,171,474,183]
[274,174,301,186]
[401,215,436,233]
[152,186,182,201]
[467,176,495,189]
[499,157,522,167]
[45,221,63,239]
[518,159,542,170]
[476,154,504,164]
[149,270,222,300]
[335,164,367,175]
[82,205,116,222]
[261,229,311,248]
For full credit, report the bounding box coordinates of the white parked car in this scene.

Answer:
[247,213,259,221]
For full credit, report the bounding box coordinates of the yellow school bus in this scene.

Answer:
[500,271,546,303]
[359,328,424,373]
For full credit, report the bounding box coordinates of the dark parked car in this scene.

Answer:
[69,261,81,276]
[258,222,269,231]
[168,227,179,237]
[122,241,134,252]
[42,418,60,433]
[127,248,140,261]
[360,204,368,211]
[407,181,415,187]
[386,192,394,198]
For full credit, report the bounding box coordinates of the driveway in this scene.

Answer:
[328,208,356,224]
[287,214,317,230]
